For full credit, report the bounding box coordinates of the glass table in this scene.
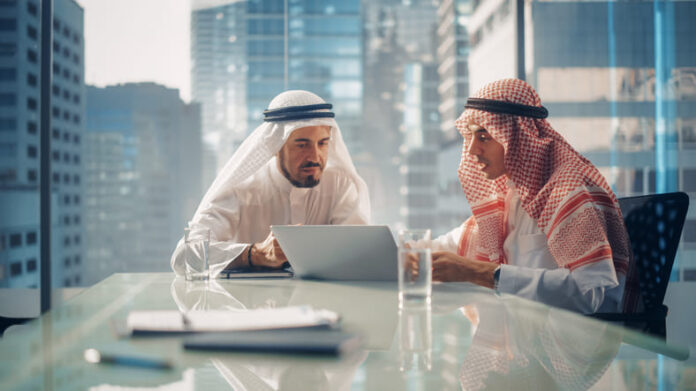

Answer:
[0,273,692,390]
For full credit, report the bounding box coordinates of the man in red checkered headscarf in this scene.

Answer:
[428,78,638,313]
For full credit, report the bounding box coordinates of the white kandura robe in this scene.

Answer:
[171,158,368,278]
[430,183,625,313]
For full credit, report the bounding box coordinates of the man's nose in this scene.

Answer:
[306,144,320,161]
[467,137,480,156]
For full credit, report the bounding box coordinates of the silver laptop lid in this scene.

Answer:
[271,225,398,281]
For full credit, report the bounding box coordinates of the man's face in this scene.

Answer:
[277,125,331,188]
[465,123,507,180]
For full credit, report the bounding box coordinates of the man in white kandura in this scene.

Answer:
[171,90,370,277]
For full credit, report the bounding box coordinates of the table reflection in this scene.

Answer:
[458,300,621,390]
[170,277,369,391]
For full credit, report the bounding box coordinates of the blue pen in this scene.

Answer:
[84,348,172,370]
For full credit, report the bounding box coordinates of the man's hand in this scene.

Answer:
[250,231,288,268]
[432,251,498,289]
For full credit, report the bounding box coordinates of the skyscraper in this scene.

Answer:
[191,0,247,187]
[0,0,84,288]
[84,83,202,284]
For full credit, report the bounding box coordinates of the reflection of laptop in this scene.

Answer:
[271,225,398,281]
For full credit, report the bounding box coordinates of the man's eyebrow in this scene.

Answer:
[292,137,331,143]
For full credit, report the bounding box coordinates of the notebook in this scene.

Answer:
[271,225,398,281]
[184,329,363,356]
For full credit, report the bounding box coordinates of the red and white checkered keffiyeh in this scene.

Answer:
[455,78,638,311]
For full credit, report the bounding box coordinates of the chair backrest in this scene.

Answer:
[618,192,689,311]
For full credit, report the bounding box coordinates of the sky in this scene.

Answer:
[77,0,191,101]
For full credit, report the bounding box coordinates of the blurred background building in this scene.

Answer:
[0,0,84,288]
[84,83,202,285]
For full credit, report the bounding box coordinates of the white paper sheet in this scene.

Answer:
[126,305,340,333]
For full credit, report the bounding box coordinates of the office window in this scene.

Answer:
[26,231,37,245]
[62,132,70,142]
[73,134,80,144]
[27,2,37,17]
[0,234,4,251]
[64,236,71,246]
[73,154,80,164]
[52,172,59,183]
[53,18,60,31]
[0,142,16,156]
[52,150,59,161]
[63,194,70,205]
[27,25,37,40]
[27,169,36,182]
[64,257,71,267]
[74,275,81,285]
[74,215,80,224]
[0,118,16,131]
[27,49,37,63]
[74,235,80,245]
[27,121,37,134]
[27,97,37,110]
[73,194,80,204]
[0,18,16,32]
[63,152,70,162]
[74,255,81,265]
[53,63,60,75]
[63,173,70,183]
[0,43,16,57]
[10,262,21,277]
[63,110,70,120]
[73,174,80,184]
[27,259,37,272]
[27,145,37,158]
[52,128,59,139]
[27,72,37,86]
[64,279,71,287]
[0,67,15,80]
[72,94,80,104]
[52,106,60,118]
[52,85,60,96]
[0,93,16,106]
[72,114,80,124]
[9,233,21,248]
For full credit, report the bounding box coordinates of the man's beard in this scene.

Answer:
[280,160,322,188]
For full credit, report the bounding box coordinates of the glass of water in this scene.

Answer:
[184,226,210,281]
[397,229,432,305]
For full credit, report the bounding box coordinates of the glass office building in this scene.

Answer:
[0,0,84,288]
[84,83,202,285]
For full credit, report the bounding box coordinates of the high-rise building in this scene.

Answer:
[400,63,440,230]
[435,0,472,234]
[363,0,440,228]
[191,0,247,187]
[467,0,696,279]
[0,0,84,288]
[84,83,202,284]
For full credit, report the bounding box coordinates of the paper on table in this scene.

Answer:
[126,305,340,334]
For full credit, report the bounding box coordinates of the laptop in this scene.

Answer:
[271,225,398,281]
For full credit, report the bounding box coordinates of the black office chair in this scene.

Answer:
[589,192,689,338]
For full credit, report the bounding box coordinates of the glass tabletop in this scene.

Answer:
[0,273,692,390]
